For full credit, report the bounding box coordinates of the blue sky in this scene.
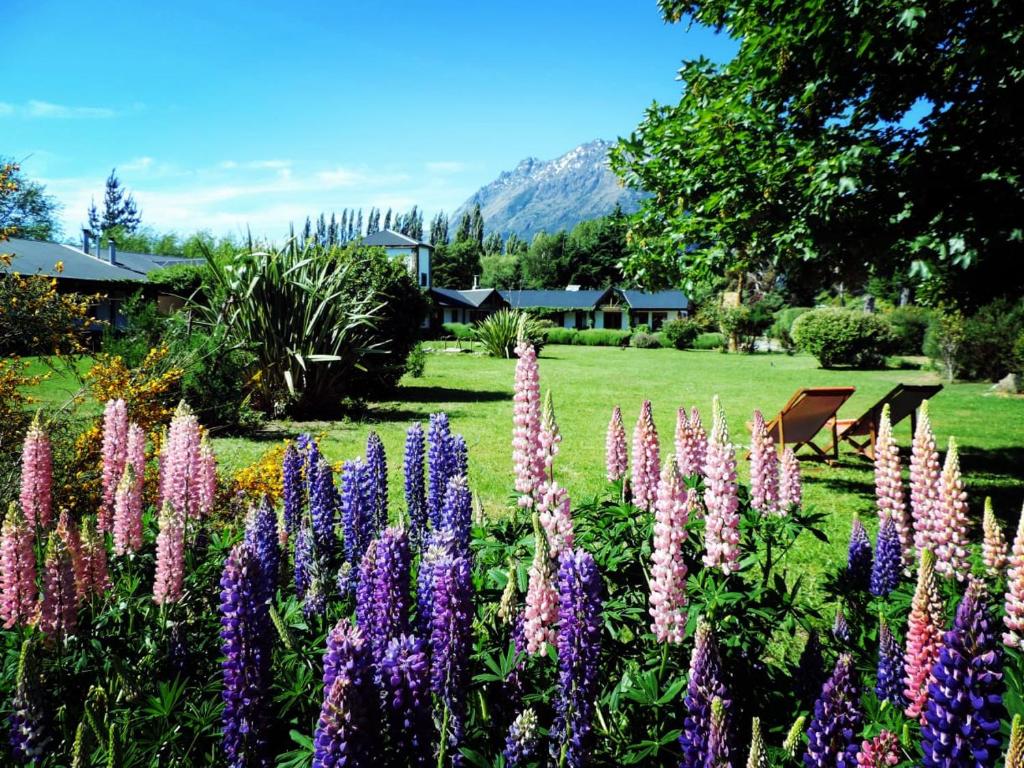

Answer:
[2,1,733,240]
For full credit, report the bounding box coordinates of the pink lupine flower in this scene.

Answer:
[19,414,52,529]
[982,497,1008,578]
[537,480,573,556]
[631,400,660,511]
[38,533,77,639]
[523,513,558,655]
[606,406,628,483]
[778,447,802,512]
[112,424,145,555]
[748,410,779,515]
[197,434,217,517]
[1004,503,1024,648]
[703,397,740,574]
[909,401,941,558]
[100,398,128,532]
[153,500,186,605]
[856,731,901,767]
[539,390,561,478]
[903,550,944,720]
[874,404,912,566]
[79,516,110,597]
[0,503,37,629]
[56,512,88,604]
[683,406,708,476]
[649,458,694,643]
[512,341,545,506]
[161,401,203,520]
[932,438,970,581]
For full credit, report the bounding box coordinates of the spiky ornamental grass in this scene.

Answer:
[20,413,52,529]
[921,579,1006,768]
[1,502,36,629]
[606,406,628,482]
[366,431,388,531]
[315,620,375,768]
[504,709,540,767]
[8,638,50,764]
[631,399,660,512]
[429,412,457,524]
[910,401,941,559]
[1006,503,1024,648]
[933,438,970,581]
[429,552,473,764]
[982,497,1008,578]
[404,423,427,546]
[803,654,863,768]
[680,620,730,768]
[380,634,431,765]
[649,459,692,644]
[219,542,273,768]
[282,442,304,536]
[874,404,912,566]
[904,550,945,720]
[876,616,905,707]
[100,398,128,532]
[847,513,873,591]
[870,516,902,597]
[749,410,779,514]
[551,549,603,768]
[704,396,740,574]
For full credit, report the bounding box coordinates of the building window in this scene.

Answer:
[652,312,667,330]
[575,311,588,329]
[604,311,622,330]
[420,272,428,287]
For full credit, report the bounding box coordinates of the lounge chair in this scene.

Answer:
[826,383,943,459]
[750,387,857,462]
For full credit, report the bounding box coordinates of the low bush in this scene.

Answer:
[885,305,933,355]
[405,342,427,378]
[792,308,895,368]
[442,322,475,341]
[661,318,700,350]
[544,327,579,345]
[574,329,631,347]
[630,331,662,349]
[693,332,726,350]
[770,307,810,354]
[955,298,1024,381]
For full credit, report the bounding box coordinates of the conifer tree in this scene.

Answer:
[470,203,484,246]
[455,212,472,243]
[95,169,142,234]
[383,208,392,231]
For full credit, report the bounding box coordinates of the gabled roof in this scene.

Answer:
[2,237,146,283]
[362,229,431,248]
[431,287,504,309]
[500,289,612,310]
[620,289,690,310]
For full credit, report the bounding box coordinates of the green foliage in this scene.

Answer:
[0,158,62,240]
[946,299,1024,381]
[405,343,427,378]
[442,322,475,341]
[770,307,811,354]
[661,318,700,350]
[630,330,663,349]
[479,253,521,289]
[717,300,776,353]
[432,239,483,289]
[693,331,726,350]
[473,309,546,358]
[544,327,579,345]
[574,328,632,347]
[885,305,933,356]
[146,263,207,296]
[792,308,895,368]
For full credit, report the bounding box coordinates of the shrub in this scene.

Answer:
[718,304,773,352]
[630,331,662,349]
[792,308,895,368]
[442,322,475,341]
[473,309,546,358]
[923,310,966,382]
[544,327,579,345]
[405,342,427,378]
[693,332,726,350]
[770,307,810,354]
[954,298,1024,381]
[886,305,933,355]
[574,329,631,347]
[661,318,699,350]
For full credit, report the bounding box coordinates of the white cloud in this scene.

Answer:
[425,161,466,174]
[24,100,116,119]
[121,156,155,172]
[0,102,14,116]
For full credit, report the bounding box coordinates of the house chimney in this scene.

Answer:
[82,228,93,255]
[108,238,117,265]
[472,274,479,290]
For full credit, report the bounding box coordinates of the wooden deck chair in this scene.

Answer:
[750,387,856,462]
[826,383,943,460]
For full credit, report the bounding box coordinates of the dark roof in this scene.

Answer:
[500,289,612,310]
[113,250,202,276]
[430,287,503,309]
[2,237,146,283]
[620,289,690,310]
[362,229,431,248]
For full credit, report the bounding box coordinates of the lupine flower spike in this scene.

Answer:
[403,423,427,545]
[39,533,77,639]
[649,458,693,643]
[910,401,941,557]
[870,515,902,597]
[9,638,51,763]
[79,516,111,597]
[903,550,944,720]
[982,497,1008,577]
[523,512,558,654]
[875,615,905,707]
[679,620,730,768]
[921,578,1006,767]
[313,622,373,768]
[512,341,544,506]
[0,502,36,629]
[429,551,473,763]
[605,406,628,483]
[746,717,768,768]
[1006,714,1023,768]
[282,442,304,536]
[675,407,706,477]
[784,716,807,760]
[804,654,863,768]
[100,398,128,531]
[703,396,740,574]
[856,731,900,768]
[20,413,53,529]
[706,697,730,768]
[537,480,573,557]
[688,406,708,476]
[874,403,912,565]
[380,634,431,764]
[846,513,872,590]
[778,446,802,512]
[504,709,539,767]
[161,401,203,519]
[539,390,561,477]
[631,399,660,511]
[112,423,145,555]
[933,437,970,580]
[197,433,217,517]
[749,410,779,514]
[153,500,186,605]
[1005,502,1024,648]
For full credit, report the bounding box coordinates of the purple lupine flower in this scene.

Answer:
[876,616,905,707]
[282,443,304,536]
[8,638,50,764]
[450,433,468,481]
[341,459,374,580]
[706,697,730,768]
[679,620,730,768]
[804,654,863,768]
[366,432,388,531]
[219,542,273,768]
[428,552,473,764]
[356,528,411,669]
[796,631,826,709]
[245,498,281,602]
[550,549,604,768]
[404,423,427,546]
[439,475,472,554]
[294,526,314,601]
[921,579,1006,768]
[314,619,375,768]
[355,540,378,635]
[504,709,539,767]
[870,516,902,598]
[847,514,873,591]
[416,528,457,638]
[428,413,455,528]
[833,607,852,645]
[380,634,432,765]
[310,459,340,563]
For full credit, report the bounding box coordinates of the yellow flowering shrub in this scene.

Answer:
[231,442,288,505]
[87,347,183,431]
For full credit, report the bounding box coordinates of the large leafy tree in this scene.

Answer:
[0,159,62,241]
[610,0,1024,305]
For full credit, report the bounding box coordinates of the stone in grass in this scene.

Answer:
[991,373,1021,395]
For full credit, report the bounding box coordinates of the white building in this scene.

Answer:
[362,229,432,288]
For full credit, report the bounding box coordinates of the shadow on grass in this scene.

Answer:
[386,385,510,404]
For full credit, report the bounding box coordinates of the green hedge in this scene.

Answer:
[630,331,663,349]
[442,322,475,341]
[792,308,894,368]
[544,327,580,345]
[574,329,631,347]
[885,305,933,355]
[662,318,700,350]
[693,332,726,350]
